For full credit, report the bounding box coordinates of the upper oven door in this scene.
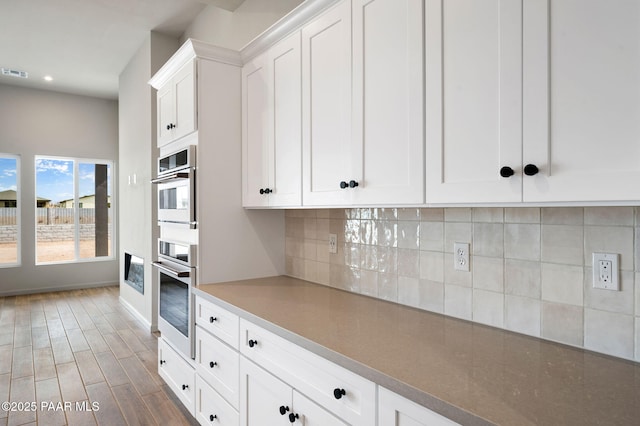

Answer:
[154,172,196,229]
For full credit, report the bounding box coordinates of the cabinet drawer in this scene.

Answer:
[240,319,376,426]
[159,338,195,415]
[195,296,239,349]
[196,375,239,426]
[196,325,240,409]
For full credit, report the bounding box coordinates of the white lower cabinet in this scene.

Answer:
[158,337,195,415]
[196,375,239,426]
[240,356,346,426]
[378,387,459,426]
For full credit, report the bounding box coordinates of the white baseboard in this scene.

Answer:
[118,296,157,332]
[0,281,117,297]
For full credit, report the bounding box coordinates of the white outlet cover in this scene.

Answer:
[328,234,337,254]
[454,242,470,272]
[592,252,619,291]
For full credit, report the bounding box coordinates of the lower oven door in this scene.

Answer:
[155,261,195,359]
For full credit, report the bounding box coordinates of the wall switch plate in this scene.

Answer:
[328,234,337,254]
[454,242,470,272]
[592,252,619,290]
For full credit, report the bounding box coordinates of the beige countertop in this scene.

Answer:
[194,276,640,425]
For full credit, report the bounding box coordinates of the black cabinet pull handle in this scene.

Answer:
[159,359,166,365]
[349,180,358,188]
[333,388,346,399]
[340,181,348,189]
[289,413,299,423]
[209,414,217,421]
[279,405,290,415]
[248,339,258,348]
[524,164,539,176]
[209,361,217,368]
[209,316,217,323]
[499,166,514,178]
[182,384,189,390]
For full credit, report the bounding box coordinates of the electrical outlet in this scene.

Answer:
[328,234,337,254]
[592,252,619,290]
[454,242,470,272]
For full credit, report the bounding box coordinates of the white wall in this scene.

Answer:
[0,84,118,295]
[118,32,179,329]
[181,0,303,50]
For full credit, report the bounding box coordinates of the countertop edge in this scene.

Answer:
[192,284,493,426]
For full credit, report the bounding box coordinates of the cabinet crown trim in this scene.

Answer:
[239,0,341,63]
[149,38,242,89]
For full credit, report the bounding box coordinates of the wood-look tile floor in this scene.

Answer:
[0,286,199,426]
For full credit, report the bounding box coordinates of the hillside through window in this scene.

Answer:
[35,156,113,264]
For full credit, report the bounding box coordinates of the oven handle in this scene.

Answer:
[152,261,191,278]
[151,172,190,184]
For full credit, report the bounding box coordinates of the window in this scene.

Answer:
[35,157,114,264]
[0,154,20,266]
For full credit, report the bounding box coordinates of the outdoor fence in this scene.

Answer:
[0,208,111,225]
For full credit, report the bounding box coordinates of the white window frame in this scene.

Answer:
[35,155,116,265]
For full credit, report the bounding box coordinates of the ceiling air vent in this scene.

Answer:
[1,68,28,79]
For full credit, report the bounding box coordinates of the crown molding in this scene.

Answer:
[240,0,341,63]
[149,38,242,89]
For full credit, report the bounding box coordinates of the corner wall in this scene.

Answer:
[118,32,179,329]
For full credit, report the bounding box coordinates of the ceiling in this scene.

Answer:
[0,0,245,100]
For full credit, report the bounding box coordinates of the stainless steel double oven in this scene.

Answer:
[152,146,198,359]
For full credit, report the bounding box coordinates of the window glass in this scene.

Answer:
[0,154,19,266]
[35,157,113,264]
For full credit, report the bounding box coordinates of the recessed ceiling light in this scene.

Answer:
[43,75,53,82]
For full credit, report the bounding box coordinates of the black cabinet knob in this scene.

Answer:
[524,164,539,176]
[166,124,171,130]
[499,166,514,178]
[349,180,358,188]
[209,316,217,323]
[289,413,299,423]
[259,188,272,195]
[248,339,258,348]
[260,188,264,194]
[333,388,346,399]
[159,359,166,365]
[209,414,217,422]
[279,405,290,415]
[182,384,189,390]
[209,361,217,368]
[340,181,348,189]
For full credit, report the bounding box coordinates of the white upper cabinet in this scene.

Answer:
[523,0,640,202]
[302,0,353,206]
[157,60,197,147]
[243,32,302,208]
[425,0,523,203]
[302,0,424,206]
[426,0,640,204]
[242,53,270,207]
[351,0,425,205]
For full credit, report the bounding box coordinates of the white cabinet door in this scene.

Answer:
[157,60,197,148]
[352,0,424,205]
[173,60,197,142]
[523,0,640,202]
[269,31,302,207]
[302,0,353,206]
[242,53,270,207]
[157,83,175,147]
[378,387,459,426]
[240,357,290,426]
[425,0,523,203]
[292,391,348,426]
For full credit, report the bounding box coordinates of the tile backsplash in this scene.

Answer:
[285,207,640,362]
